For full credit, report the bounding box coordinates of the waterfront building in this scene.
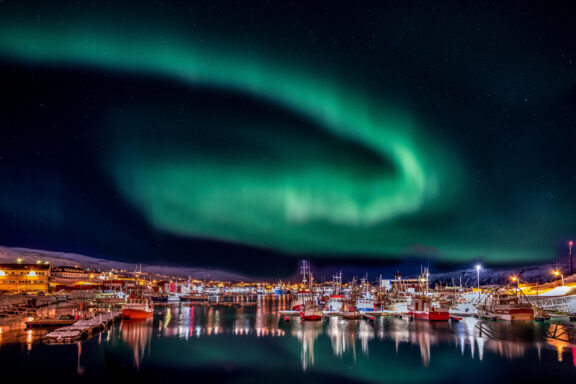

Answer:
[0,263,50,293]
[51,265,89,281]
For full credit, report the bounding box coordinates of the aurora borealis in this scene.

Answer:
[1,1,575,275]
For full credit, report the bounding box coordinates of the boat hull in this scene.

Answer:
[180,295,209,302]
[478,308,534,321]
[122,309,153,319]
[340,311,362,320]
[300,309,324,321]
[410,311,450,321]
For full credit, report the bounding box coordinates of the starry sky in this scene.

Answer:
[0,1,575,276]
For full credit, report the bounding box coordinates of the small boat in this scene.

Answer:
[151,294,180,303]
[408,296,450,321]
[122,297,154,319]
[167,294,180,302]
[25,314,78,328]
[300,302,324,321]
[339,301,362,320]
[179,293,209,302]
[150,295,168,303]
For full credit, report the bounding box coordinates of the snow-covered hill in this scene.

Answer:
[0,244,250,282]
[430,264,575,287]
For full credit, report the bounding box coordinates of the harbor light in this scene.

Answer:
[510,275,520,290]
[475,264,482,294]
[552,270,564,286]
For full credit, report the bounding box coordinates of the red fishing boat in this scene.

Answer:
[300,301,324,321]
[408,296,450,321]
[122,296,154,319]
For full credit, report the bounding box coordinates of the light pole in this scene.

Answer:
[511,275,520,291]
[476,264,481,297]
[553,270,564,287]
[569,241,574,276]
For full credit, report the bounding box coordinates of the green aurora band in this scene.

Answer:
[0,10,546,262]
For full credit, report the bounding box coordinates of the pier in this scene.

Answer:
[43,311,122,344]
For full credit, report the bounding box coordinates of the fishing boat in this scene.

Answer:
[274,281,289,295]
[180,292,209,301]
[339,301,362,320]
[291,291,310,310]
[291,261,313,310]
[476,290,534,321]
[408,296,450,321]
[150,294,168,303]
[356,296,375,312]
[325,294,344,312]
[122,296,154,319]
[448,291,478,316]
[300,301,324,321]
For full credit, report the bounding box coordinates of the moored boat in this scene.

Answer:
[476,285,534,321]
[477,302,534,321]
[300,302,324,321]
[408,296,450,321]
[339,301,362,320]
[291,291,308,310]
[325,294,344,312]
[180,292,209,302]
[356,296,375,312]
[122,297,154,319]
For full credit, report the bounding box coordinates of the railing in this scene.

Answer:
[522,295,576,312]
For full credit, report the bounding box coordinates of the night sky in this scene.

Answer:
[1,1,575,277]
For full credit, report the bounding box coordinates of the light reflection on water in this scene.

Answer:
[116,295,576,370]
[1,295,576,382]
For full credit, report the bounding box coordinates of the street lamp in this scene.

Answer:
[553,270,565,287]
[510,275,520,291]
[475,264,482,296]
[570,241,574,276]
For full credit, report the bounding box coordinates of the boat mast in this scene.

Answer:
[301,260,308,286]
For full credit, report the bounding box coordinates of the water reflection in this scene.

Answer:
[131,296,576,371]
[292,320,323,370]
[1,295,576,381]
[121,319,153,370]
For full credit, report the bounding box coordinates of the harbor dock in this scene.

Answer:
[43,311,122,344]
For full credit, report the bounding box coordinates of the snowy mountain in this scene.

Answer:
[430,264,575,287]
[0,244,250,282]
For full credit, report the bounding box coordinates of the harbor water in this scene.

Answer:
[0,295,574,383]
